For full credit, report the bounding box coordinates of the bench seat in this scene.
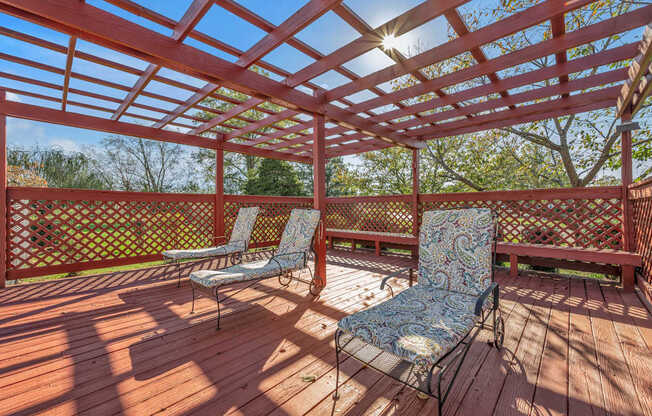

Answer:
[325,228,417,256]
[496,242,642,289]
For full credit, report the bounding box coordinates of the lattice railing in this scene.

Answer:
[6,188,214,278]
[630,178,652,290]
[419,187,624,250]
[224,195,312,247]
[325,195,413,234]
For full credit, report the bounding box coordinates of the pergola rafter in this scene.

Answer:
[0,0,647,162]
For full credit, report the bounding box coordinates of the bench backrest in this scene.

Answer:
[419,208,494,296]
[276,209,321,263]
[229,206,260,249]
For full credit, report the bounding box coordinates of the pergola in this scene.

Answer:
[0,0,650,290]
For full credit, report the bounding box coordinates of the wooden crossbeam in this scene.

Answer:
[618,23,652,117]
[344,7,651,115]
[412,87,620,137]
[61,36,76,111]
[188,97,264,135]
[396,69,626,131]
[286,0,469,88]
[224,109,299,141]
[370,43,636,126]
[111,0,212,121]
[325,0,603,103]
[0,99,313,163]
[551,13,569,97]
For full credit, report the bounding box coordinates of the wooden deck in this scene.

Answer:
[0,250,650,416]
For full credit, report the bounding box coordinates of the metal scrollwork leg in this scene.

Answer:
[333,330,341,401]
[190,284,196,314]
[215,288,221,331]
[493,308,504,349]
[176,261,181,288]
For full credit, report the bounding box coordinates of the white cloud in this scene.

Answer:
[49,138,80,153]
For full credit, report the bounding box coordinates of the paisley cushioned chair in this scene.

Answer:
[162,206,260,287]
[333,208,504,415]
[188,208,321,329]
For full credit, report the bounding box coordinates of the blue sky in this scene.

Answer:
[0,0,645,174]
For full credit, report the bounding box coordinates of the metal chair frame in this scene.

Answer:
[333,212,503,415]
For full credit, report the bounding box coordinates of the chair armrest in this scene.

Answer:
[380,267,415,296]
[475,282,499,317]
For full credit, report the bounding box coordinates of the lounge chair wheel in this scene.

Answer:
[494,314,505,349]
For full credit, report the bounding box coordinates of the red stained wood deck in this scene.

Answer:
[0,250,650,416]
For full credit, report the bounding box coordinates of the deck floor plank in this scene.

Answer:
[0,250,649,416]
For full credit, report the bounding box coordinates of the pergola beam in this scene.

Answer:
[344,7,650,116]
[189,97,264,135]
[325,0,604,103]
[224,109,300,141]
[61,36,76,111]
[111,0,213,121]
[0,99,312,163]
[370,43,636,126]
[286,0,470,88]
[618,23,652,117]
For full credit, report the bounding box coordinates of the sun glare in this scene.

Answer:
[381,34,398,50]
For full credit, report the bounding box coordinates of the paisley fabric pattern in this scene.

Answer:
[162,243,242,260]
[419,208,494,296]
[189,208,320,289]
[276,209,321,265]
[162,207,259,261]
[228,206,259,247]
[338,285,489,371]
[337,208,495,373]
[189,258,302,288]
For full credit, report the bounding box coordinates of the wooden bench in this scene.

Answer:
[326,229,417,256]
[496,242,642,290]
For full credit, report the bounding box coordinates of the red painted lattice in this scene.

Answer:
[6,188,214,274]
[224,195,312,247]
[325,195,413,235]
[630,179,652,287]
[419,190,623,250]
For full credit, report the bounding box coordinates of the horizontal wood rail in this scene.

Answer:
[3,185,642,286]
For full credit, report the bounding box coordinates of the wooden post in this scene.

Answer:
[0,90,6,288]
[214,145,225,245]
[509,254,519,278]
[313,114,326,288]
[620,111,635,290]
[411,148,420,258]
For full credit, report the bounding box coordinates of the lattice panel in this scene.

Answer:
[631,182,652,283]
[326,199,413,234]
[420,197,623,250]
[7,197,214,270]
[224,199,312,247]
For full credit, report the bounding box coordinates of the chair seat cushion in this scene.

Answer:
[189,257,303,289]
[162,243,242,260]
[338,285,486,371]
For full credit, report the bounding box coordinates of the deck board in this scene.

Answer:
[0,250,649,416]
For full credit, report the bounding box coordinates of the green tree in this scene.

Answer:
[7,147,107,189]
[245,158,304,196]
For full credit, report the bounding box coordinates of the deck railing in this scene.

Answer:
[3,185,629,280]
[630,178,652,300]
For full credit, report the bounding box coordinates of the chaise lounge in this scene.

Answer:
[333,208,504,414]
[188,208,321,329]
[162,206,260,287]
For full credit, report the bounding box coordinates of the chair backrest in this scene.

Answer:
[276,209,321,261]
[418,208,495,296]
[228,206,260,249]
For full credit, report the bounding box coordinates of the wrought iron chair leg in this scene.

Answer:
[176,261,181,288]
[333,331,341,401]
[190,285,195,314]
[215,289,221,331]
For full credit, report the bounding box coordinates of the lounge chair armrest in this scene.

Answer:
[380,267,415,295]
[475,282,499,317]
[228,239,247,251]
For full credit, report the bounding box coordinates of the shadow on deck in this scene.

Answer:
[0,250,650,415]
